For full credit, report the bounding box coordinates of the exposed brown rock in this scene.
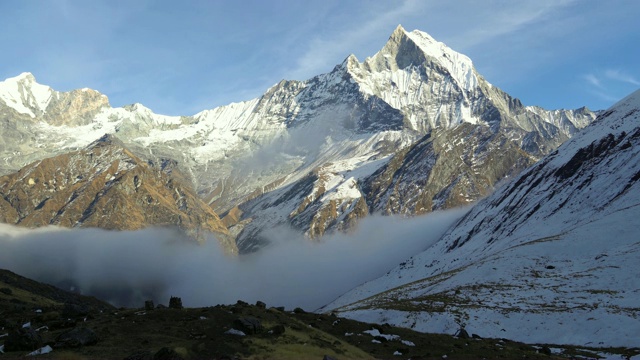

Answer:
[43,88,110,126]
[0,134,236,254]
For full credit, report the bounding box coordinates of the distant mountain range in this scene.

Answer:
[1,23,638,351]
[0,25,597,252]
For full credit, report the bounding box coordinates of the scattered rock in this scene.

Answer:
[455,328,470,339]
[154,347,184,360]
[27,345,53,356]
[55,327,99,348]
[4,327,43,351]
[540,346,552,356]
[145,300,155,311]
[270,324,286,336]
[225,329,246,336]
[255,300,266,309]
[169,297,183,309]
[234,317,263,334]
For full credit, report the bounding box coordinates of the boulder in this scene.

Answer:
[455,328,470,339]
[4,327,42,351]
[255,300,266,309]
[234,317,263,334]
[540,346,552,356]
[55,327,99,348]
[145,300,155,311]
[270,324,286,336]
[168,297,183,309]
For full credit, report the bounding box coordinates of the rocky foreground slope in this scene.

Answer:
[0,26,597,251]
[2,268,637,359]
[323,90,640,347]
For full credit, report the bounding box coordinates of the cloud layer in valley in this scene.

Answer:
[0,208,468,311]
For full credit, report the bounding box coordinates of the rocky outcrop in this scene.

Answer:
[363,123,536,215]
[55,327,99,348]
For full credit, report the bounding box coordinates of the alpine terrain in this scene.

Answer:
[0,135,235,253]
[0,25,596,252]
[323,90,640,348]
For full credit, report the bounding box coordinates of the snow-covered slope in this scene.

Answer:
[323,90,640,347]
[0,26,597,251]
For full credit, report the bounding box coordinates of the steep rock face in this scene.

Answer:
[0,134,235,254]
[324,90,640,347]
[363,123,536,215]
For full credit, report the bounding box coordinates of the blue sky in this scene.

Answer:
[1,0,638,115]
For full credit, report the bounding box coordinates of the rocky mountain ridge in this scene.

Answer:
[323,89,640,347]
[0,134,235,253]
[0,25,598,251]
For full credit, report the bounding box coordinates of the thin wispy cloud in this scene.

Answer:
[605,69,640,86]
[582,68,639,104]
[1,1,639,113]
[286,0,426,80]
[589,89,620,103]
[444,0,577,51]
[584,74,602,88]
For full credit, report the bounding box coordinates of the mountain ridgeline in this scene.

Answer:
[0,25,597,252]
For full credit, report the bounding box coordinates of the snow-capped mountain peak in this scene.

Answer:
[405,29,477,92]
[356,25,477,93]
[0,71,53,117]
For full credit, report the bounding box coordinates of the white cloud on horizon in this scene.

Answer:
[0,207,470,311]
